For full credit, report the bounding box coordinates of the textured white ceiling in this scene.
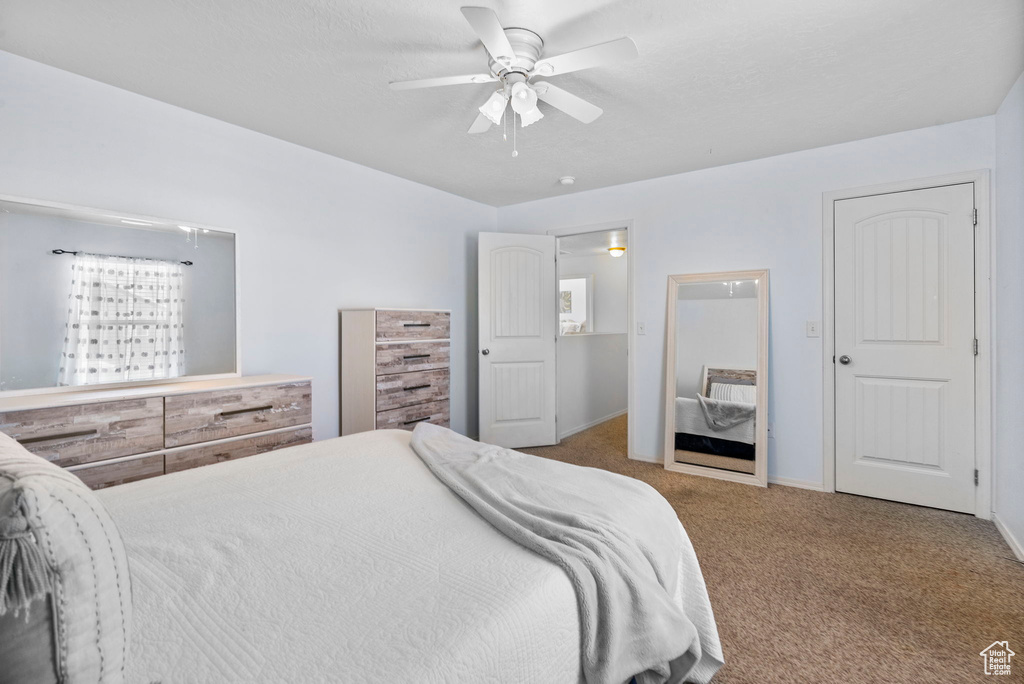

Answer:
[1,1,1022,206]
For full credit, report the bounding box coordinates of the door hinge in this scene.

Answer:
[975,469,979,486]
[832,355,836,364]
[973,208,978,226]
[973,338,979,356]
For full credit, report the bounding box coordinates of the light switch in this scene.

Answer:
[637,321,646,336]
[806,320,821,337]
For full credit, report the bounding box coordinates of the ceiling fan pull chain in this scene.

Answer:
[503,105,507,141]
[512,111,518,158]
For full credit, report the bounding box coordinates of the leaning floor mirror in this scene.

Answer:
[663,269,769,487]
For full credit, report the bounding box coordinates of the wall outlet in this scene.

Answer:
[806,320,821,337]
[637,321,646,336]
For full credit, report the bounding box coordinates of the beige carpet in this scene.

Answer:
[522,415,1024,683]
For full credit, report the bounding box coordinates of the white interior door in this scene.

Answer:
[478,232,558,448]
[834,183,976,513]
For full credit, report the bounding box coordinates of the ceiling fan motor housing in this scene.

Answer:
[488,27,544,78]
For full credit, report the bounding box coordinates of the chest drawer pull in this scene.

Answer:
[21,429,98,445]
[403,384,431,391]
[403,416,432,425]
[402,354,431,360]
[403,323,431,327]
[220,404,273,418]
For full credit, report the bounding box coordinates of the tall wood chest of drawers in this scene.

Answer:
[0,375,312,489]
[339,308,451,435]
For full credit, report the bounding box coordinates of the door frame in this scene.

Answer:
[546,220,636,459]
[821,170,992,519]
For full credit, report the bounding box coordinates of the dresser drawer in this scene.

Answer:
[375,310,450,342]
[375,341,450,375]
[166,426,312,474]
[0,398,164,467]
[70,454,165,490]
[375,369,450,412]
[165,381,312,447]
[376,400,450,431]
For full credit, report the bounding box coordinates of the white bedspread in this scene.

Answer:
[411,423,723,684]
[96,429,720,683]
[675,396,755,444]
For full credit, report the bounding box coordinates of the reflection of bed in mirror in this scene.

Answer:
[674,367,757,473]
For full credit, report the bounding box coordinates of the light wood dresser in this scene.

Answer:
[339,308,450,435]
[0,375,312,489]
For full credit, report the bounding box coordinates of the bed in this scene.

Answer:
[674,367,757,465]
[91,428,721,683]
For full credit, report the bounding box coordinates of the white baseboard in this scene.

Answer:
[558,409,627,440]
[993,513,1024,562]
[768,476,825,492]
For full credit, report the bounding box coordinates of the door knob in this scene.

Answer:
[481,349,490,355]
[839,355,852,365]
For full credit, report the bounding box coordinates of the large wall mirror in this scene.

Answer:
[663,269,769,486]
[0,196,238,393]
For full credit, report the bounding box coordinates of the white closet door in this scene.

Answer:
[834,183,976,513]
[478,232,558,448]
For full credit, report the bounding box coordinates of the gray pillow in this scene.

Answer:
[0,430,131,683]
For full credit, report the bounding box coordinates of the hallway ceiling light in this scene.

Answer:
[608,246,626,258]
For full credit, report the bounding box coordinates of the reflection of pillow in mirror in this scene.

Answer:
[710,382,756,404]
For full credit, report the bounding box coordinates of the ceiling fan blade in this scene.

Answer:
[532,37,638,77]
[468,112,493,134]
[534,82,603,124]
[460,6,516,62]
[390,73,496,90]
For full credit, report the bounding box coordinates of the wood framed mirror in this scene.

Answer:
[663,269,769,487]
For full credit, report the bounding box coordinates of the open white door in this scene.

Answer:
[478,232,558,448]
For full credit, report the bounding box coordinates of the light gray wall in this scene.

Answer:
[3,48,1015,516]
[558,252,628,333]
[675,297,758,398]
[0,50,495,438]
[498,115,996,483]
[557,333,627,438]
[0,213,236,390]
[994,71,1024,554]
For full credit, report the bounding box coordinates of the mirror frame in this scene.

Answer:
[663,268,769,487]
[0,193,241,398]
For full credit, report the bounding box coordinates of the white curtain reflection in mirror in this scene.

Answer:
[58,253,185,386]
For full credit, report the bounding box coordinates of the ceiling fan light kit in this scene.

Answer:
[479,90,509,125]
[389,6,638,158]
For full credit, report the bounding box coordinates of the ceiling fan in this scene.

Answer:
[389,6,638,138]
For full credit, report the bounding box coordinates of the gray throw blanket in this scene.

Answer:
[410,423,723,684]
[696,394,756,431]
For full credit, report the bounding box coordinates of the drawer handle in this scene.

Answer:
[403,416,432,425]
[221,404,273,418]
[403,354,430,360]
[21,429,98,445]
[403,384,431,391]
[403,323,431,327]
